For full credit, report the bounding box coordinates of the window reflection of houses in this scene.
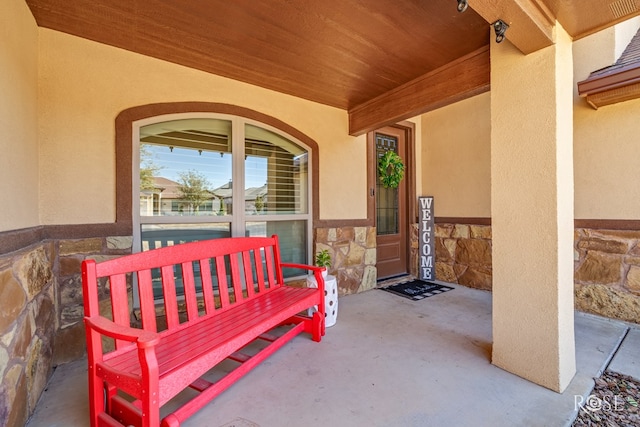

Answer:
[246,184,268,214]
[140,177,218,216]
[208,180,269,215]
[140,177,269,216]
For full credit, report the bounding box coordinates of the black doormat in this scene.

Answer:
[381,280,453,301]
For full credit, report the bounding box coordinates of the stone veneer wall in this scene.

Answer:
[0,235,132,427]
[314,226,377,295]
[0,243,55,427]
[55,236,133,358]
[574,228,640,323]
[413,223,493,291]
[410,223,640,325]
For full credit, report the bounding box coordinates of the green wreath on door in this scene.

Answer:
[378,151,405,189]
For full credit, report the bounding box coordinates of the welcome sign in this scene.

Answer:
[418,196,435,281]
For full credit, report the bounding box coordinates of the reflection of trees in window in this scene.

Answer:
[254,194,264,213]
[177,170,213,214]
[140,143,162,191]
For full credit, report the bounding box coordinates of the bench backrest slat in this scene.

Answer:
[161,265,180,329]
[254,248,267,293]
[265,246,276,290]
[242,250,255,299]
[181,261,199,321]
[199,259,216,315]
[110,273,131,349]
[229,253,244,301]
[216,256,231,309]
[137,269,157,332]
[84,236,289,347]
[271,238,285,287]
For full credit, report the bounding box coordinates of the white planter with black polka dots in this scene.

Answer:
[307,274,338,327]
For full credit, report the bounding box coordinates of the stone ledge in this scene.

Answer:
[59,238,103,256]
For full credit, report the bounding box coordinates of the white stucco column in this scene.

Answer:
[490,22,576,392]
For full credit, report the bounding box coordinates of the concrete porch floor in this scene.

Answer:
[26,282,640,427]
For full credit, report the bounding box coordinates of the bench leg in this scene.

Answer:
[134,390,160,427]
[311,311,323,342]
[139,347,161,427]
[87,366,103,426]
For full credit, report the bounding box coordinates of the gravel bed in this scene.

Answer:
[573,371,640,427]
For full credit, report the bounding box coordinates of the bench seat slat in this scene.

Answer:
[100,286,318,405]
[106,285,315,374]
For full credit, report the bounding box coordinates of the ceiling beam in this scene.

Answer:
[470,0,556,54]
[348,46,490,136]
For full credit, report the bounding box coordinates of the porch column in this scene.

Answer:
[490,22,576,392]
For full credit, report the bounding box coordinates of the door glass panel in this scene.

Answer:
[245,124,308,215]
[376,134,399,236]
[139,119,232,217]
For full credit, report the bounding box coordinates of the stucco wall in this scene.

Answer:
[35,20,640,225]
[420,92,491,218]
[0,0,39,232]
[419,18,640,221]
[574,20,640,220]
[38,29,367,225]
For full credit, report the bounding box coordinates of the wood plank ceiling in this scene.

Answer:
[25,0,640,135]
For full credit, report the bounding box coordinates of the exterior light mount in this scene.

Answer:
[493,20,509,43]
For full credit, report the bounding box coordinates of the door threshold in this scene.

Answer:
[377,273,412,283]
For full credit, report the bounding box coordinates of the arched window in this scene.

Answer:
[132,113,312,299]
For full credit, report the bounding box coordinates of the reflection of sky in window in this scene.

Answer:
[145,145,267,189]
[245,156,267,189]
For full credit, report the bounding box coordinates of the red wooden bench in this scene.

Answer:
[82,235,325,427]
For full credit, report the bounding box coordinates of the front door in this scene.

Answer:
[375,126,408,279]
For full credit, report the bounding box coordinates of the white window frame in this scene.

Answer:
[131,113,313,304]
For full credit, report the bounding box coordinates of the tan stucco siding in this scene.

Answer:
[574,20,640,220]
[0,0,39,232]
[38,29,366,225]
[418,18,640,221]
[420,92,491,218]
[22,19,640,227]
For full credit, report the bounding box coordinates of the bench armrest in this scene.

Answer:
[280,262,325,275]
[280,262,326,286]
[85,315,160,349]
[280,262,326,326]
